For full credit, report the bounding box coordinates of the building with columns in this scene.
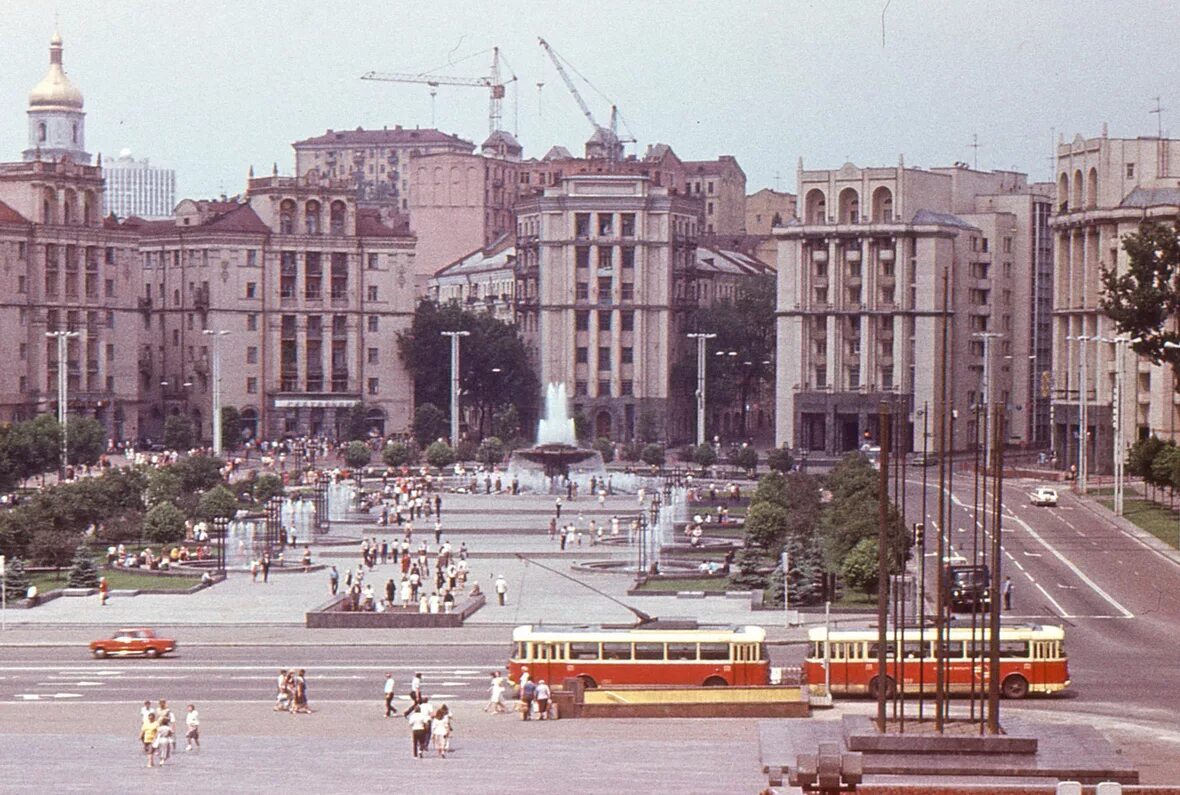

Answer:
[1051,129,1180,474]
[775,159,1052,456]
[515,174,701,442]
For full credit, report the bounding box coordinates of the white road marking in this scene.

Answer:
[1022,551,1043,558]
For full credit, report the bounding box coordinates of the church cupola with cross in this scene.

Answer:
[23,31,90,164]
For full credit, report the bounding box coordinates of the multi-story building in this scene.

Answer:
[0,34,142,439]
[746,188,797,234]
[429,233,516,322]
[102,150,176,220]
[1051,129,1180,473]
[292,126,474,211]
[130,175,417,443]
[515,174,701,441]
[775,160,1051,455]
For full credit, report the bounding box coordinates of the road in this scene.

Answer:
[904,469,1180,783]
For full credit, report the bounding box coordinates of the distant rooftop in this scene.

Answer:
[293,126,474,150]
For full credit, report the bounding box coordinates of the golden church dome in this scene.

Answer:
[28,33,83,110]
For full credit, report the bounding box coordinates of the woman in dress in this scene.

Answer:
[431,704,453,757]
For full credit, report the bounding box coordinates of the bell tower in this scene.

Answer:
[23,32,90,164]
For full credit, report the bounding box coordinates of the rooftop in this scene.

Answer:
[293,126,474,150]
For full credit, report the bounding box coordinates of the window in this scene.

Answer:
[621,380,633,396]
[574,213,591,238]
[19,343,27,360]
[598,378,611,396]
[621,247,635,269]
[574,380,587,397]
[667,643,696,661]
[105,247,115,265]
[621,347,633,364]
[635,642,662,660]
[621,312,634,331]
[105,278,114,297]
[1126,163,1135,178]
[707,180,715,195]
[620,213,636,237]
[305,252,322,299]
[368,254,379,270]
[576,347,588,364]
[602,642,631,660]
[246,314,258,331]
[247,250,258,268]
[814,287,828,303]
[599,311,611,330]
[598,347,611,369]
[576,311,590,331]
[848,366,860,389]
[246,282,257,299]
[368,378,379,396]
[597,277,612,304]
[598,247,613,270]
[246,377,258,394]
[280,251,297,298]
[246,346,258,364]
[569,642,597,660]
[367,347,379,364]
[700,643,729,661]
[17,275,25,294]
[575,247,590,270]
[367,285,379,301]
[368,316,379,333]
[620,283,634,301]
[575,282,589,301]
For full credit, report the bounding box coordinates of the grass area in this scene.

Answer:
[30,569,202,593]
[633,576,733,593]
[1098,497,1180,549]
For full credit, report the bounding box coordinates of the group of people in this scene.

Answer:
[399,673,454,758]
[274,668,311,714]
[329,535,474,614]
[484,668,552,720]
[137,699,199,768]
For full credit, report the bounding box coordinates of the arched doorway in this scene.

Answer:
[594,410,613,440]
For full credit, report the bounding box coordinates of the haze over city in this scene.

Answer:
[4,0,1179,198]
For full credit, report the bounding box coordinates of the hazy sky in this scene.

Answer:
[2,0,1178,200]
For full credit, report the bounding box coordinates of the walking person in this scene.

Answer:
[293,669,310,713]
[155,715,174,764]
[407,703,430,759]
[301,546,312,573]
[1002,576,1013,611]
[98,576,109,606]
[485,671,506,713]
[536,679,552,720]
[139,711,161,768]
[383,673,397,718]
[184,704,200,752]
[520,678,537,720]
[404,672,422,716]
[261,553,271,583]
[494,574,508,606]
[329,565,339,595]
[432,704,453,757]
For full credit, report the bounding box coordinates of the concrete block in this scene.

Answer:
[62,588,96,597]
[1095,784,1122,795]
[676,591,706,599]
[1057,783,1082,795]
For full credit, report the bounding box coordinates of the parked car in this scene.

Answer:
[89,628,176,659]
[1030,486,1059,507]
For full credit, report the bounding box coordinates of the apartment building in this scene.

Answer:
[515,175,701,441]
[746,188,798,234]
[1052,129,1180,474]
[102,150,176,220]
[130,176,416,443]
[775,159,1051,455]
[429,233,516,323]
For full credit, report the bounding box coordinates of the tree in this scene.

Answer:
[343,403,371,442]
[425,441,457,469]
[252,473,285,504]
[143,501,186,544]
[728,445,759,473]
[492,404,523,444]
[220,406,243,449]
[692,443,718,469]
[593,437,615,464]
[640,443,666,467]
[841,537,882,595]
[744,501,790,552]
[1129,436,1167,499]
[729,547,771,591]
[382,441,418,468]
[343,441,372,469]
[2,556,29,601]
[766,446,795,474]
[197,485,238,523]
[169,455,224,494]
[817,453,909,575]
[145,468,181,507]
[163,414,195,450]
[12,414,62,480]
[636,411,661,444]
[477,436,506,466]
[572,411,591,445]
[1100,220,1180,370]
[67,545,100,588]
[66,416,107,467]
[411,403,448,449]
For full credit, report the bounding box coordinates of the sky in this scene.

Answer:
[2,0,1178,200]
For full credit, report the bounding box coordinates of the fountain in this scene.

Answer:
[507,383,605,491]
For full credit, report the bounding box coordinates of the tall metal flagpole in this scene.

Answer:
[442,331,470,448]
[687,333,716,445]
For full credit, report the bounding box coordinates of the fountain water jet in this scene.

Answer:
[507,383,604,488]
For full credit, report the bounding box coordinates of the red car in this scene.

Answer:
[89,628,176,659]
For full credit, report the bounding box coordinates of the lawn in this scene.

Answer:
[30,569,202,593]
[633,576,733,593]
[1099,497,1180,549]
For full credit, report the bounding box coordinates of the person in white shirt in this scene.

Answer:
[535,680,552,720]
[383,673,397,718]
[184,704,200,752]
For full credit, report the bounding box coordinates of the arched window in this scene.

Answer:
[1058,172,1069,211]
[43,189,57,224]
[305,200,321,235]
[1071,170,1083,210]
[804,189,827,225]
[838,188,860,224]
[279,199,296,234]
[1086,167,1098,209]
[871,186,894,223]
[38,122,46,143]
[72,122,78,144]
[329,200,347,235]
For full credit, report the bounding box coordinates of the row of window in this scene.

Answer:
[574,212,637,239]
[575,311,635,331]
[573,379,634,398]
[576,346,634,366]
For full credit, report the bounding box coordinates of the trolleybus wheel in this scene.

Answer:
[868,675,896,700]
[1002,674,1029,699]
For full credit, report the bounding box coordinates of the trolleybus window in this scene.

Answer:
[668,643,696,661]
[867,642,896,659]
[570,642,599,660]
[602,642,632,660]
[700,643,729,661]
[635,643,663,660]
[940,640,964,659]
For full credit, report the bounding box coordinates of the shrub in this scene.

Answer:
[766,446,795,474]
[640,443,666,467]
[382,442,418,468]
[477,437,505,466]
[455,439,477,463]
[693,443,718,469]
[197,485,238,523]
[593,437,615,464]
[252,473,285,504]
[728,445,759,473]
[343,441,372,469]
[143,501,186,545]
[2,556,29,600]
[425,441,457,469]
[840,537,880,595]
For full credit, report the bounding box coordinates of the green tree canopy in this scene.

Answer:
[412,403,448,448]
[2,556,30,600]
[382,441,418,468]
[251,473,285,504]
[67,545,101,588]
[593,437,615,464]
[343,441,372,469]
[66,416,107,467]
[640,443,666,467]
[1100,220,1180,371]
[197,485,238,523]
[692,443,718,469]
[143,501,186,544]
[163,414,196,450]
[220,406,243,449]
[477,437,505,466]
[766,446,795,474]
[425,441,457,469]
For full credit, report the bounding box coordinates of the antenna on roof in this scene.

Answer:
[1151,96,1165,139]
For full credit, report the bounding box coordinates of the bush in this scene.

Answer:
[343,441,372,469]
[593,437,615,464]
[455,439,477,463]
[252,473,285,504]
[621,441,644,463]
[197,485,238,523]
[477,437,505,466]
[425,441,457,469]
[382,442,418,468]
[163,414,196,450]
[67,546,100,588]
[2,556,29,600]
[840,537,881,595]
[728,445,759,473]
[766,446,794,474]
[692,443,718,469]
[412,403,448,449]
[640,443,666,467]
[143,501,186,544]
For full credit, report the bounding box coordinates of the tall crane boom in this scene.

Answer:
[361,47,515,136]
[537,38,630,163]
[537,38,599,133]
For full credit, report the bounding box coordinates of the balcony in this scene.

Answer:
[846,248,862,263]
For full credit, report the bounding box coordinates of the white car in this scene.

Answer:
[1030,486,1058,507]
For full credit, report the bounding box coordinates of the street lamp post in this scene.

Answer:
[212,516,228,576]
[973,332,1002,473]
[441,331,470,448]
[46,330,80,481]
[203,329,231,457]
[1067,335,1090,492]
[687,333,717,446]
[1098,336,1138,516]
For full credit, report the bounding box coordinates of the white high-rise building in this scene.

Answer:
[102,150,176,220]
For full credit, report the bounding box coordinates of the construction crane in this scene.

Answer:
[361,47,516,137]
[537,38,634,163]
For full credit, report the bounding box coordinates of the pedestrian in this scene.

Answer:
[404,672,423,716]
[383,673,397,717]
[1002,576,1013,610]
[536,679,552,720]
[494,574,508,606]
[250,558,260,582]
[157,700,176,759]
[485,671,506,713]
[407,702,430,759]
[434,520,443,544]
[139,711,160,768]
[520,678,537,720]
[555,496,562,518]
[302,545,312,573]
[434,494,442,519]
[559,526,568,551]
[99,576,108,606]
[184,704,200,752]
[261,553,271,583]
[432,704,453,757]
[293,668,310,713]
[329,565,339,595]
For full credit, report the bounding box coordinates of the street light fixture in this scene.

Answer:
[45,330,80,481]
[441,331,470,448]
[203,329,231,457]
[687,333,717,445]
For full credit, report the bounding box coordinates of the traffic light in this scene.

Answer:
[913,522,924,545]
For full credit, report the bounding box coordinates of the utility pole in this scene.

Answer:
[687,333,716,445]
[974,332,1002,472]
[1070,335,1090,493]
[441,331,470,448]
[876,401,890,732]
[203,329,230,456]
[987,405,1005,733]
[46,330,79,481]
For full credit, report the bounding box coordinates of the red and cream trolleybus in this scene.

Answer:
[804,623,1069,700]
[508,624,769,689]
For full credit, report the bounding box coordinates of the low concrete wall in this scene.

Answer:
[556,679,809,719]
[305,593,485,628]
